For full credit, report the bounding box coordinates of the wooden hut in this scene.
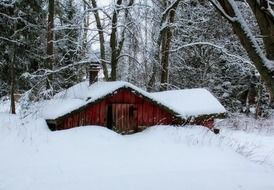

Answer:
[41,80,226,134]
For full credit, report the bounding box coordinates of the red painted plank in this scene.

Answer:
[100,103,104,126]
[144,102,149,124]
[90,106,94,124]
[148,103,153,125]
[95,104,100,124]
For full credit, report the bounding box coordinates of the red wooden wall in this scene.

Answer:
[55,89,179,132]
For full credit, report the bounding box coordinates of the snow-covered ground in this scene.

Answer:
[1,113,274,190]
[216,116,274,168]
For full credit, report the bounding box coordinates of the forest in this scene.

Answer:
[1,1,274,189]
[0,0,273,118]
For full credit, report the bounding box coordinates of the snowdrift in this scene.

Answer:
[0,114,274,190]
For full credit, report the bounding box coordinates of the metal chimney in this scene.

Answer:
[89,63,101,85]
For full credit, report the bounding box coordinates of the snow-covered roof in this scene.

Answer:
[151,89,226,118]
[40,81,226,120]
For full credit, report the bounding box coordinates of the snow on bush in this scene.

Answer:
[216,115,274,168]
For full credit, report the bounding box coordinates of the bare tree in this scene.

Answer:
[109,0,134,81]
[147,0,181,91]
[89,0,109,80]
[159,0,181,91]
[109,0,123,81]
[83,0,135,81]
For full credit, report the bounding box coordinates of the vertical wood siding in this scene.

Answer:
[55,89,178,132]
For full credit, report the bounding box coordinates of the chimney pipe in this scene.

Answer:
[89,63,100,85]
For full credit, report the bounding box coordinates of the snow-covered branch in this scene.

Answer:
[0,36,22,44]
[228,0,274,71]
[23,60,96,80]
[117,54,141,65]
[161,0,181,20]
[0,12,37,28]
[170,41,251,64]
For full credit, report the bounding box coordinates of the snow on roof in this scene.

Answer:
[151,89,226,118]
[41,81,152,120]
[40,99,85,121]
[40,81,226,120]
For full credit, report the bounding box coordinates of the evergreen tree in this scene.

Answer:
[0,0,47,108]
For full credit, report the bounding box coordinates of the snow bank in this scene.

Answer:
[0,113,50,144]
[0,114,274,190]
[0,98,10,113]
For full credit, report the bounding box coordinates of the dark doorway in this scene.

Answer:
[106,104,113,130]
[112,104,137,134]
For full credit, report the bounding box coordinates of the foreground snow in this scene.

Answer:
[1,114,274,190]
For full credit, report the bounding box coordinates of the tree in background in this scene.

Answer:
[168,0,256,113]
[46,0,54,96]
[54,0,85,90]
[109,0,135,81]
[1,0,274,117]
[210,0,274,106]
[158,0,181,91]
[0,0,46,112]
[84,0,135,81]
[25,0,89,98]
[89,0,109,79]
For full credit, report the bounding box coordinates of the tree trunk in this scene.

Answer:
[147,37,160,91]
[232,22,274,103]
[10,21,17,114]
[160,33,169,91]
[90,0,109,80]
[109,0,136,81]
[160,6,177,91]
[109,0,123,81]
[83,2,88,52]
[160,0,180,91]
[147,0,180,91]
[245,0,274,60]
[46,0,54,92]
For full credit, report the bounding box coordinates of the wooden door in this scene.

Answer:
[107,104,137,134]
